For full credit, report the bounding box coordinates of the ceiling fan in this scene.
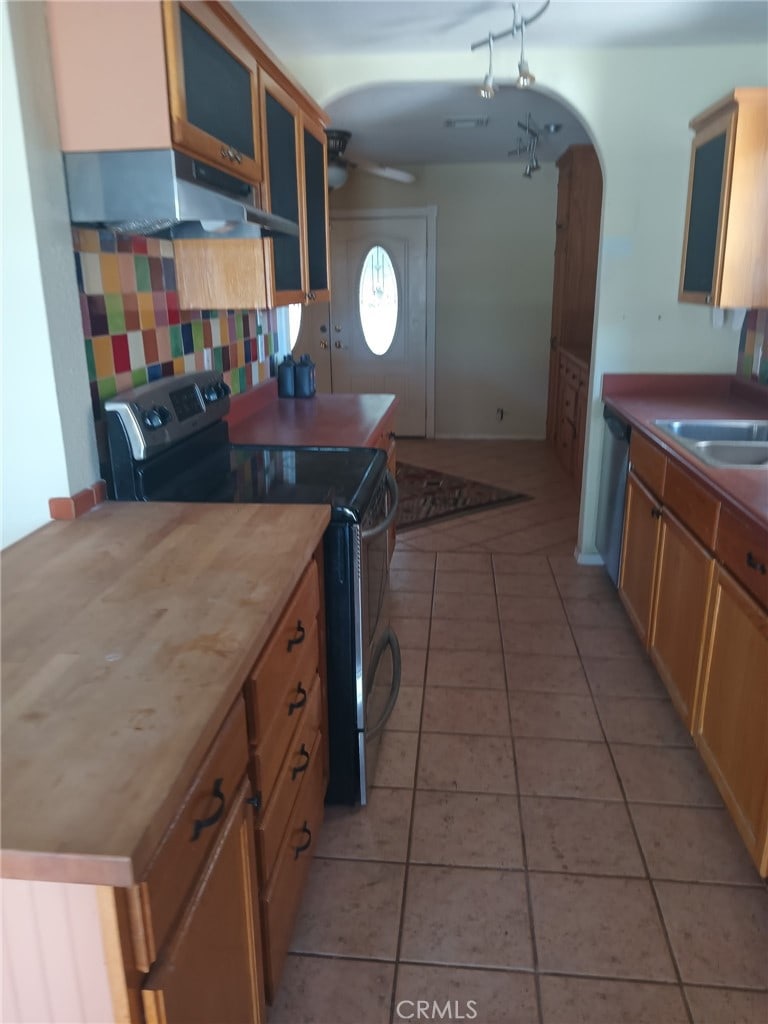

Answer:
[325,129,416,189]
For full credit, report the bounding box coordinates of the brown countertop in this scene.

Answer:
[602,374,768,530]
[227,379,398,448]
[1,501,330,887]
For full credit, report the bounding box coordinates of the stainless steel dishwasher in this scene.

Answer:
[595,406,631,585]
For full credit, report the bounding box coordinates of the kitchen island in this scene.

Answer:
[2,500,330,1022]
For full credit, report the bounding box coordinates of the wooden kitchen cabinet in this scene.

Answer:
[679,88,768,308]
[695,566,768,875]
[261,73,331,307]
[554,351,589,484]
[619,470,662,641]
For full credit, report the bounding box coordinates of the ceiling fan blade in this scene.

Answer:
[355,160,416,184]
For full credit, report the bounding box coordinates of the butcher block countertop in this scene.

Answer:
[227,379,398,447]
[1,501,329,887]
[603,374,768,530]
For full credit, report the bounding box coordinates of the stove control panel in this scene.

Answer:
[105,370,231,461]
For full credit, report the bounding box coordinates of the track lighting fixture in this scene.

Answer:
[509,113,543,180]
[471,0,549,96]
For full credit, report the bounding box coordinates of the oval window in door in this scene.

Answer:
[358,246,398,355]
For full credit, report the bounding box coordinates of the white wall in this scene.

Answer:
[331,162,558,438]
[2,1,99,548]
[286,42,767,553]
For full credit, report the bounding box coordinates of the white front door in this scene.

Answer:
[329,213,432,437]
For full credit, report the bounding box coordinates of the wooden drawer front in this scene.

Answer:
[562,382,577,422]
[141,698,249,960]
[663,460,720,549]
[630,433,667,496]
[257,708,323,885]
[716,506,768,609]
[248,560,320,742]
[261,737,325,1001]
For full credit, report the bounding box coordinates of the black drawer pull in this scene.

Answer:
[291,743,311,781]
[191,778,225,842]
[245,792,261,811]
[288,682,308,715]
[746,551,767,575]
[287,620,306,652]
[651,507,662,519]
[293,821,312,859]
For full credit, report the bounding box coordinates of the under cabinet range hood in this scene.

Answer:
[63,149,299,240]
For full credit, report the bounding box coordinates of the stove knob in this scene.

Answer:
[216,380,231,398]
[156,405,171,425]
[143,405,170,430]
[202,384,218,404]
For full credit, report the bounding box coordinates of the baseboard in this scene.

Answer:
[575,550,604,566]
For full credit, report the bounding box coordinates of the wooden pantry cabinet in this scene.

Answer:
[617,426,768,874]
[679,88,768,308]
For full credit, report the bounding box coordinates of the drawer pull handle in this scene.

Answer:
[245,792,261,811]
[293,821,312,859]
[291,743,311,780]
[746,551,767,575]
[288,682,307,715]
[287,620,306,652]
[650,507,662,519]
[191,778,225,842]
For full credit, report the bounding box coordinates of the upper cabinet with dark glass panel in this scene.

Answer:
[679,89,768,309]
[163,1,262,185]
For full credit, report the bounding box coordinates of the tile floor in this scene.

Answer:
[268,440,768,1024]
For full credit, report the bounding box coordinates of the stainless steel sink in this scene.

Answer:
[653,420,768,469]
[654,419,768,443]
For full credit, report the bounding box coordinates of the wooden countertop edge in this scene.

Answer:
[1,504,331,888]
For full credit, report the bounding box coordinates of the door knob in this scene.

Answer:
[320,339,328,350]
[334,325,342,332]
[334,340,343,349]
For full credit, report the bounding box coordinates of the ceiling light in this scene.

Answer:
[515,20,535,88]
[478,34,495,99]
[543,123,562,134]
[523,164,533,179]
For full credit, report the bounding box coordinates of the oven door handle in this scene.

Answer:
[361,470,399,543]
[365,627,402,740]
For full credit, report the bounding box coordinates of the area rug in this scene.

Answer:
[396,462,530,531]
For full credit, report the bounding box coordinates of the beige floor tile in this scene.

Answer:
[630,805,761,885]
[375,731,419,789]
[655,882,768,988]
[430,618,502,652]
[493,554,554,575]
[426,649,506,689]
[501,621,578,657]
[400,865,533,969]
[613,744,724,806]
[390,590,434,618]
[395,964,538,1024]
[390,550,437,572]
[582,656,669,699]
[556,575,619,601]
[437,552,493,572]
[595,695,692,747]
[418,733,517,794]
[290,858,405,959]
[434,570,496,595]
[539,975,688,1024]
[505,654,591,695]
[268,955,395,1024]
[564,596,632,629]
[572,624,648,659]
[422,686,510,736]
[390,615,431,649]
[515,738,622,800]
[401,647,428,688]
[495,572,560,597]
[685,986,768,1023]
[520,796,644,875]
[410,790,523,869]
[391,569,435,593]
[497,595,569,625]
[317,787,413,862]
[432,590,498,621]
[530,874,676,981]
[548,555,604,578]
[509,692,603,741]
[386,686,423,732]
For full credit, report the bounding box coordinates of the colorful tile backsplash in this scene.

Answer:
[72,228,281,415]
[737,308,768,384]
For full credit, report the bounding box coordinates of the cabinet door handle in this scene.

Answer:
[293,821,312,859]
[245,791,261,811]
[650,507,662,519]
[288,682,308,715]
[287,620,306,652]
[291,743,311,781]
[191,778,226,842]
[746,551,767,575]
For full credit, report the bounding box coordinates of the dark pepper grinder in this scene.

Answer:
[295,354,316,398]
[277,355,296,397]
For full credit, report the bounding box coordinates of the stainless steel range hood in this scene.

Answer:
[63,149,299,240]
